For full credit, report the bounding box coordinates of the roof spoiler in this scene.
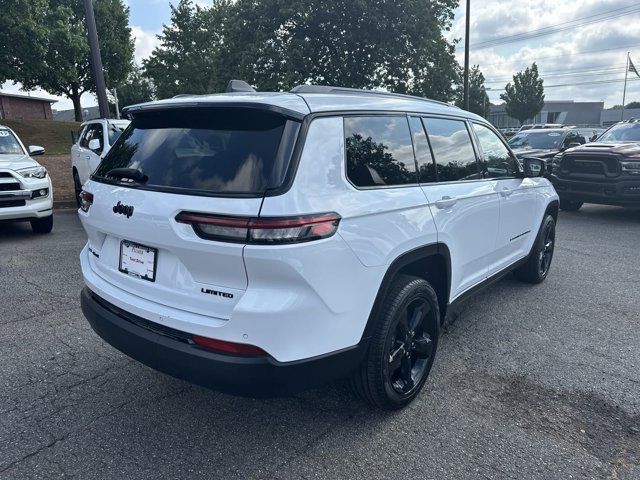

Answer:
[226,80,256,93]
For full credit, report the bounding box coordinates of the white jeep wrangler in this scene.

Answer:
[78,83,558,409]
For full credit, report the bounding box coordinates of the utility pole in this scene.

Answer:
[463,0,471,111]
[112,88,120,119]
[83,0,110,119]
[622,52,629,122]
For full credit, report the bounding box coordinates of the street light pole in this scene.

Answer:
[83,0,110,119]
[463,0,471,111]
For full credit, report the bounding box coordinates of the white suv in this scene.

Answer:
[71,118,130,203]
[0,125,53,233]
[78,84,559,409]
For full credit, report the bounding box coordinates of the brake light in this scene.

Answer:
[191,335,268,356]
[79,191,93,212]
[175,212,341,244]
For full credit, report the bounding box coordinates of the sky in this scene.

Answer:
[2,0,640,112]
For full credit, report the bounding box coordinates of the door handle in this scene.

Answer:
[435,196,457,209]
[499,187,513,197]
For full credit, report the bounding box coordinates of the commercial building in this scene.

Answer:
[0,92,57,120]
[489,100,604,128]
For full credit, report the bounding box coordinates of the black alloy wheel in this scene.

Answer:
[352,275,440,410]
[538,220,555,277]
[514,214,556,284]
[386,297,436,395]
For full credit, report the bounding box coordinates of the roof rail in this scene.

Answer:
[290,85,453,108]
[172,93,196,98]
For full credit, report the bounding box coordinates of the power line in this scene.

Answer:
[488,77,640,91]
[477,43,640,68]
[473,4,640,49]
[485,68,627,84]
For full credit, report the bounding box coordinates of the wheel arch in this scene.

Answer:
[361,243,452,342]
[545,200,559,222]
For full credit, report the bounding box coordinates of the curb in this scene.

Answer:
[54,200,78,210]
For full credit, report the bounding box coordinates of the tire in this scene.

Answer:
[73,170,82,208]
[352,275,440,410]
[31,215,53,234]
[559,198,582,211]
[514,214,555,284]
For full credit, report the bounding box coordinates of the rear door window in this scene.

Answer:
[94,108,300,196]
[344,116,417,187]
[422,117,480,182]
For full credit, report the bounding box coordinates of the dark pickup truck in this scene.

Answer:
[549,120,640,210]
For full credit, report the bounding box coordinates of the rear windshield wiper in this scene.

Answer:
[106,168,148,184]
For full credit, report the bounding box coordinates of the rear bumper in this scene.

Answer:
[549,174,640,206]
[81,288,367,396]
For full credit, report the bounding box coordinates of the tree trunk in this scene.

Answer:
[70,88,83,122]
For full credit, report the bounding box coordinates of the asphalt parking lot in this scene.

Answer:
[1,206,639,479]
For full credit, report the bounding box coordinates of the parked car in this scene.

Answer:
[518,123,564,131]
[71,118,130,204]
[0,125,53,233]
[574,127,605,143]
[549,119,640,210]
[78,83,559,409]
[508,128,586,165]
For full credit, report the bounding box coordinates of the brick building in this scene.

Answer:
[0,92,57,120]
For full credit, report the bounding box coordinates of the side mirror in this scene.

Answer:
[523,157,545,178]
[568,142,581,149]
[28,145,45,156]
[88,138,102,153]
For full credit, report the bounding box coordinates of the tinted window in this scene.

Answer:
[91,124,104,151]
[76,126,86,145]
[0,129,24,154]
[107,123,129,145]
[79,126,92,148]
[94,108,298,195]
[598,123,640,142]
[422,118,479,182]
[472,123,518,178]
[508,131,563,149]
[345,116,417,187]
[408,116,436,183]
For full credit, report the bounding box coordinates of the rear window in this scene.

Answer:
[94,108,299,196]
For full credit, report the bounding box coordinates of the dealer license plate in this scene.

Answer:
[119,241,157,282]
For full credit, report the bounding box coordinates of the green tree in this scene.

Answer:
[6,0,134,121]
[0,0,48,83]
[116,65,154,108]
[225,0,459,100]
[456,65,490,117]
[143,0,232,98]
[611,101,640,109]
[500,62,545,125]
[144,0,460,101]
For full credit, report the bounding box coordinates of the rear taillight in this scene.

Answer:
[79,191,93,212]
[191,335,268,356]
[175,212,341,244]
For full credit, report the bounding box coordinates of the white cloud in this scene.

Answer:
[131,25,161,64]
[450,0,640,107]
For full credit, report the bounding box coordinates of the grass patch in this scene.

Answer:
[1,119,81,156]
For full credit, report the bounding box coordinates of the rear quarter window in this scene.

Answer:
[344,116,418,187]
[93,108,299,196]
